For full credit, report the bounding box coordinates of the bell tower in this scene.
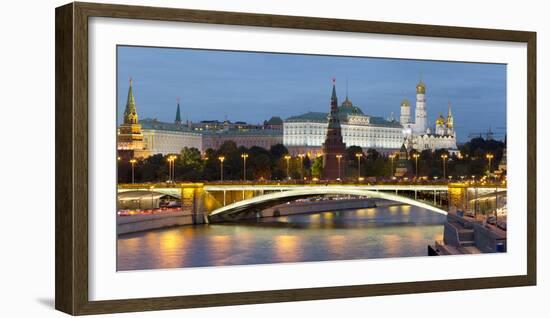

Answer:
[414,79,428,134]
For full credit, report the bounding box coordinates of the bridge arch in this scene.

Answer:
[209,186,447,220]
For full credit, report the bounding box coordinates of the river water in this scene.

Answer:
[117,205,446,271]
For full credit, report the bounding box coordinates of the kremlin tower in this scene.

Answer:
[117,79,147,157]
[322,79,347,180]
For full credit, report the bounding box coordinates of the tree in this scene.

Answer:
[269,143,288,160]
[217,141,241,180]
[176,147,204,181]
[311,156,323,178]
[250,153,271,180]
[345,146,364,179]
[138,154,166,182]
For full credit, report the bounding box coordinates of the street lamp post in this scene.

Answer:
[167,156,172,182]
[218,156,225,181]
[441,154,448,180]
[129,159,137,184]
[241,153,248,181]
[172,155,177,181]
[336,154,343,181]
[150,185,155,210]
[284,155,291,180]
[486,153,494,175]
[413,153,420,179]
[388,154,395,178]
[298,154,305,180]
[355,153,363,181]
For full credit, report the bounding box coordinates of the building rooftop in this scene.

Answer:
[286,112,328,123]
[202,129,283,136]
[139,118,195,133]
[265,116,284,125]
[285,109,402,128]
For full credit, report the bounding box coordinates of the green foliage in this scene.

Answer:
[117,137,506,182]
[311,156,323,177]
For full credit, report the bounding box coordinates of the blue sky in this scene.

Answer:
[117,46,506,142]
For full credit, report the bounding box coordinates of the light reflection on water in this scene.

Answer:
[117,205,445,271]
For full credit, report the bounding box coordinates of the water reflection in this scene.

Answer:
[117,205,446,271]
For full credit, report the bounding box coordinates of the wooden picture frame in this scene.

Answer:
[55,2,536,315]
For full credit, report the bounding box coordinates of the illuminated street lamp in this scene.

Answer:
[241,153,249,181]
[486,153,494,174]
[167,155,177,182]
[166,156,172,182]
[149,185,155,210]
[355,153,363,181]
[441,154,448,180]
[388,153,396,178]
[218,156,225,181]
[336,154,343,181]
[171,155,178,181]
[412,153,420,178]
[298,154,305,180]
[129,159,137,184]
[284,155,291,180]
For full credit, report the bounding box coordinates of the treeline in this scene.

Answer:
[117,137,506,183]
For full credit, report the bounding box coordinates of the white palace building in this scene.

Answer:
[283,80,458,156]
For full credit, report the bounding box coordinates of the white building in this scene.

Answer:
[283,80,459,156]
[139,118,203,155]
[284,94,403,156]
[401,80,458,153]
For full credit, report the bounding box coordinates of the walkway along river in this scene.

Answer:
[117,204,446,271]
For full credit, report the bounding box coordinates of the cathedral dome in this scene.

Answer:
[436,113,446,126]
[341,95,353,108]
[416,80,426,94]
[401,99,410,107]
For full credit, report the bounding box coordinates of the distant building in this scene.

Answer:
[263,116,284,130]
[117,81,282,157]
[284,79,459,156]
[202,129,283,150]
[283,86,403,156]
[191,119,263,132]
[140,118,203,155]
[401,82,458,153]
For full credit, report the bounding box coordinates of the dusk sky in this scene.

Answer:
[117,46,506,142]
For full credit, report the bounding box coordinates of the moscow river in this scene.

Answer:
[117,205,446,271]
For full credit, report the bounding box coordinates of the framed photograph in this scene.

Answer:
[55,2,536,315]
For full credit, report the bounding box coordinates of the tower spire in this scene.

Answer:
[175,97,182,125]
[123,77,138,124]
[331,77,338,105]
[446,101,454,129]
[322,78,346,180]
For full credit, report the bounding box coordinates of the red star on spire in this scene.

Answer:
[332,77,336,84]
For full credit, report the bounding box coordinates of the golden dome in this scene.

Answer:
[436,113,445,126]
[416,80,426,94]
[401,98,410,107]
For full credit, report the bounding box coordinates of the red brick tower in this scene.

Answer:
[322,79,347,180]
